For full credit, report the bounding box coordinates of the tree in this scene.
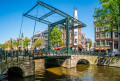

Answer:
[93,0,120,53]
[33,36,43,49]
[1,44,7,50]
[50,26,63,48]
[89,39,92,50]
[13,39,22,50]
[23,37,30,50]
[0,44,2,48]
[93,0,120,32]
[7,42,12,50]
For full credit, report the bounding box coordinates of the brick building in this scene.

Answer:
[94,20,120,55]
[61,8,83,50]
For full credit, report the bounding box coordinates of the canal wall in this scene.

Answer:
[97,56,120,67]
[0,57,35,77]
[61,55,120,68]
[34,59,45,71]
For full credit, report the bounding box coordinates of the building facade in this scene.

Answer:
[81,33,86,50]
[32,29,48,48]
[61,8,82,50]
[94,23,120,54]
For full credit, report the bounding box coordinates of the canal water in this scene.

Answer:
[1,64,120,81]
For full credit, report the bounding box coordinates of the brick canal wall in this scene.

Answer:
[62,55,120,68]
[34,59,45,71]
[97,56,120,67]
[0,57,35,77]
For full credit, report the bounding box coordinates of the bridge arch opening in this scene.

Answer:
[77,59,90,65]
[2,67,24,78]
[45,58,66,68]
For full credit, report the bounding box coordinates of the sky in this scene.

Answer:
[0,0,100,44]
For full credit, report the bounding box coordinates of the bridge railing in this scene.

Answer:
[77,51,109,56]
[0,50,34,62]
[1,49,118,62]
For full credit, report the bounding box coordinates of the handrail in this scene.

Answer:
[0,50,112,62]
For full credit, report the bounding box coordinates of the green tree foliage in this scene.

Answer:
[93,0,120,32]
[23,37,30,49]
[1,44,7,50]
[89,39,92,50]
[13,39,22,50]
[8,42,12,50]
[50,26,63,48]
[33,36,43,48]
[0,44,2,48]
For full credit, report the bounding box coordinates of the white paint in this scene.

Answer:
[73,8,78,45]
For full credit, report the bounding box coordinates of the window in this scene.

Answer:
[71,40,72,44]
[75,38,77,44]
[101,41,105,46]
[71,32,72,37]
[96,41,100,46]
[101,33,105,39]
[96,27,100,32]
[63,33,64,38]
[114,41,118,49]
[114,32,119,38]
[81,42,83,44]
[106,32,111,38]
[106,40,110,46]
[96,34,100,39]
[74,32,77,36]
[101,27,104,31]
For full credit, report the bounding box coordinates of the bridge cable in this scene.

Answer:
[19,16,24,39]
[31,4,39,49]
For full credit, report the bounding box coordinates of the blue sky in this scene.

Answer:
[0,0,100,44]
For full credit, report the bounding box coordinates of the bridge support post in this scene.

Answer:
[34,59,45,71]
[48,24,51,54]
[66,17,70,55]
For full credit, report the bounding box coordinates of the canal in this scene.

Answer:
[1,64,120,81]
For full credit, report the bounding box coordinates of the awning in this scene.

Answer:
[78,45,84,49]
[95,48,99,50]
[95,48,107,50]
[104,48,107,50]
[99,48,102,50]
[54,45,73,50]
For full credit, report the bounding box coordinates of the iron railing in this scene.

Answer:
[0,49,117,62]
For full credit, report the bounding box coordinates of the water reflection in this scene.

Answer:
[1,64,120,81]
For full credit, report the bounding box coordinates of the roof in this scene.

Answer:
[5,40,9,44]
